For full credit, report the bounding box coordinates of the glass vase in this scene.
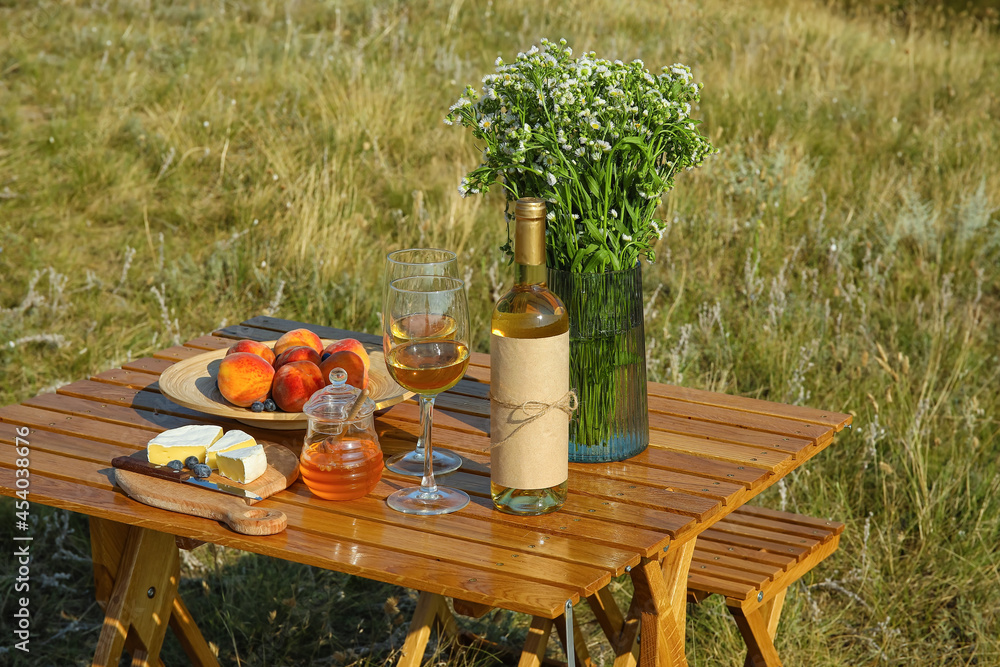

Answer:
[547,263,649,462]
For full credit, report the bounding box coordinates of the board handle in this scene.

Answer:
[222,505,288,536]
[112,456,187,482]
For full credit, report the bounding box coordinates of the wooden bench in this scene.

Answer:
[399,505,844,667]
[686,505,845,667]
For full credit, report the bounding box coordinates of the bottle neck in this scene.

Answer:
[514,213,546,287]
[515,262,547,287]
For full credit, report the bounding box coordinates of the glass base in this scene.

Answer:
[386,485,470,515]
[385,447,462,476]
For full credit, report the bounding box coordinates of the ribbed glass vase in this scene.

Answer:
[547,263,649,463]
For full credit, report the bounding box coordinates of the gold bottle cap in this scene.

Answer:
[514,198,546,265]
[515,197,547,220]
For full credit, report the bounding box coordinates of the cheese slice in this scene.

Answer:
[205,430,256,469]
[147,424,223,465]
[217,444,268,484]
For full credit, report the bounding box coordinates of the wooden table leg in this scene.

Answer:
[89,518,218,667]
[518,616,554,667]
[169,594,220,667]
[618,541,696,667]
[587,587,637,667]
[397,592,457,667]
[730,589,787,667]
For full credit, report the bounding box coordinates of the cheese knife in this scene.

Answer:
[112,456,263,502]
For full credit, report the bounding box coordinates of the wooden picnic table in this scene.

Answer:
[0,315,851,666]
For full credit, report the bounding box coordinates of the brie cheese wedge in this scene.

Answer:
[205,430,256,469]
[217,444,268,484]
[147,424,224,466]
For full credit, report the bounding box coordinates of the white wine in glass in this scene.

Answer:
[383,275,471,515]
[382,248,464,476]
[386,339,469,394]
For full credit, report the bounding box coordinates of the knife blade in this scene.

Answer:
[112,456,263,502]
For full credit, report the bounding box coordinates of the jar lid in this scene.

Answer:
[301,368,376,422]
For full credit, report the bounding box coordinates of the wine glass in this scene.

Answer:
[382,248,464,477]
[383,275,471,515]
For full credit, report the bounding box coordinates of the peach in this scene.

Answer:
[273,345,321,370]
[322,338,370,372]
[320,350,368,391]
[274,328,323,356]
[226,339,276,366]
[271,360,325,412]
[217,352,275,407]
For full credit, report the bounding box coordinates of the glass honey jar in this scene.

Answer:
[300,368,383,500]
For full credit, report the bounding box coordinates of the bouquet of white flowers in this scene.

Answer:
[446,38,716,273]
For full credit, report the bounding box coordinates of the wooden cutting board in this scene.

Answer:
[114,443,299,536]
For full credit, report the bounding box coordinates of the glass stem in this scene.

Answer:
[418,394,437,494]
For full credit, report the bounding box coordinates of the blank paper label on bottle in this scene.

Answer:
[490,331,569,490]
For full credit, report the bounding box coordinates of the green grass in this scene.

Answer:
[2,0,999,664]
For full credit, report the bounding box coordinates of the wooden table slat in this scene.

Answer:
[0,421,138,461]
[648,429,787,470]
[58,379,232,423]
[697,528,811,562]
[734,505,845,534]
[610,447,770,487]
[90,367,163,390]
[718,512,838,541]
[184,335,232,350]
[152,345,207,362]
[649,395,830,446]
[647,382,852,430]
[687,560,768,589]
[122,357,176,375]
[712,518,824,550]
[274,483,641,573]
[692,539,796,570]
[686,571,756,600]
[690,551,778,581]
[648,411,814,454]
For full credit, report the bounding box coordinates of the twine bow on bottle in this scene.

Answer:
[489,390,578,446]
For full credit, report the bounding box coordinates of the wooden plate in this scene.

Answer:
[158,340,411,430]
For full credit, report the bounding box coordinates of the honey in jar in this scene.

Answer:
[299,437,382,500]
[300,367,383,501]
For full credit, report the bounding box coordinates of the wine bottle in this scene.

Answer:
[490,198,570,515]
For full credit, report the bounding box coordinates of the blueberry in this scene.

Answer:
[250,401,265,413]
[320,351,331,362]
[184,456,201,469]
[263,398,277,412]
[191,463,212,479]
[166,460,183,471]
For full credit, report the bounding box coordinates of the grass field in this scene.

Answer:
[2,0,999,664]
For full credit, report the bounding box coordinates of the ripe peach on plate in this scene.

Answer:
[274,345,321,370]
[274,328,323,356]
[322,338,370,371]
[320,350,368,391]
[218,352,275,407]
[272,360,325,412]
[226,339,276,366]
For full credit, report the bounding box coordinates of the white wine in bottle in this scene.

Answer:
[490,197,570,515]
